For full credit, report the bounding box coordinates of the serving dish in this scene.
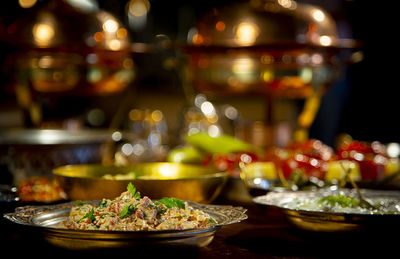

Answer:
[53,163,228,203]
[253,188,400,232]
[4,200,247,249]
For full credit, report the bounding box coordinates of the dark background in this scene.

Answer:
[0,0,398,146]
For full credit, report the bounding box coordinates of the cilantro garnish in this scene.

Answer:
[74,200,86,206]
[319,194,359,208]
[155,197,186,209]
[118,204,136,218]
[209,217,216,226]
[127,182,140,200]
[98,199,109,208]
[77,208,96,223]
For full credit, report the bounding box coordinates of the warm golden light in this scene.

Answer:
[262,70,274,83]
[201,101,216,117]
[122,57,134,69]
[235,22,259,46]
[33,23,54,46]
[108,39,121,50]
[38,56,53,68]
[151,110,163,122]
[103,19,119,33]
[129,109,143,121]
[232,58,254,74]
[278,0,296,9]
[116,28,128,39]
[319,35,332,46]
[261,54,274,64]
[128,0,150,17]
[192,33,204,45]
[312,9,325,22]
[215,21,226,32]
[158,164,178,178]
[19,0,37,8]
[93,31,104,42]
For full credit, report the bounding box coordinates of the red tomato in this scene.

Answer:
[281,154,327,179]
[337,140,388,180]
[358,159,384,180]
[204,152,259,177]
[287,139,334,161]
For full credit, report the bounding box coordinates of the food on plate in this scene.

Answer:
[202,151,259,178]
[337,140,391,180]
[167,133,261,177]
[17,176,67,202]
[168,132,399,183]
[185,132,260,155]
[280,189,400,214]
[265,139,334,180]
[325,160,361,182]
[166,146,206,164]
[264,138,399,182]
[64,183,217,231]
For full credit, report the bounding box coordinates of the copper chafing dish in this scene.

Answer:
[181,0,359,146]
[4,0,135,126]
[183,0,357,98]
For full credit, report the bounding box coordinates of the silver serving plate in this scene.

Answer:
[254,188,400,232]
[4,201,247,249]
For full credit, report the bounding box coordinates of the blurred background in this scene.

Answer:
[0,0,399,185]
[0,0,398,145]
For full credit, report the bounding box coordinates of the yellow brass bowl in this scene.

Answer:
[53,163,228,203]
[239,162,282,196]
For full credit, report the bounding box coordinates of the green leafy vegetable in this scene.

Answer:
[98,199,109,208]
[74,200,86,206]
[118,204,136,218]
[127,182,140,200]
[77,208,96,223]
[209,217,216,226]
[185,132,262,155]
[319,194,359,208]
[156,197,186,209]
[166,146,206,163]
[157,208,167,214]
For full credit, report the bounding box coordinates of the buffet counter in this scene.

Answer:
[1,192,397,259]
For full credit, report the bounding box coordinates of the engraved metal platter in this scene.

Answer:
[253,188,400,232]
[4,201,247,249]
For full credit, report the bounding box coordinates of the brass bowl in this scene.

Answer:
[53,163,228,203]
[240,162,281,196]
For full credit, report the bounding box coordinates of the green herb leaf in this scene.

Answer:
[74,200,86,206]
[127,182,136,196]
[319,194,359,208]
[156,197,185,209]
[77,208,95,223]
[98,199,109,208]
[209,217,216,226]
[127,182,140,200]
[119,204,136,218]
[157,208,167,214]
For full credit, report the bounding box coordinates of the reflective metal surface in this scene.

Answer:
[53,163,228,203]
[0,129,139,184]
[0,129,125,145]
[254,188,400,232]
[6,0,135,126]
[4,200,247,249]
[183,0,358,98]
[8,0,133,96]
[189,0,343,48]
[240,162,282,196]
